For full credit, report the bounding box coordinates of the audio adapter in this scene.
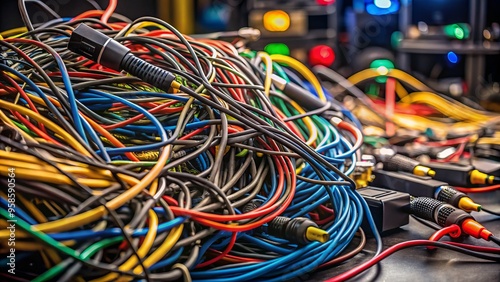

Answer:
[372,170,481,212]
[410,197,494,241]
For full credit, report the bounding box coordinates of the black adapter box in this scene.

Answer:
[358,186,410,234]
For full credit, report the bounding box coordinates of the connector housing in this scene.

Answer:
[372,170,447,198]
[358,186,410,233]
[68,24,130,70]
[472,158,500,176]
[424,162,473,187]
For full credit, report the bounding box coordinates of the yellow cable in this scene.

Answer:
[269,54,327,102]
[92,210,159,282]
[348,68,431,91]
[0,109,37,143]
[0,26,27,38]
[0,144,172,238]
[0,99,91,156]
[0,166,113,188]
[0,151,140,187]
[132,225,184,275]
[257,52,273,97]
[400,92,495,122]
[288,101,318,147]
[18,193,47,223]
[395,81,408,99]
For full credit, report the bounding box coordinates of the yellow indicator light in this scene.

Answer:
[263,10,290,32]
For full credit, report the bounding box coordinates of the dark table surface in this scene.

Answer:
[308,190,500,282]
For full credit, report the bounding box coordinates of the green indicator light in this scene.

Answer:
[264,43,290,56]
[444,23,470,40]
[370,59,395,83]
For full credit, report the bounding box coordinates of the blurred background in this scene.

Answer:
[2,0,500,109]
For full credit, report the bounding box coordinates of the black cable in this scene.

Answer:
[482,207,500,217]
[490,235,500,247]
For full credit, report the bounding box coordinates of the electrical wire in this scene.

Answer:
[0,6,375,281]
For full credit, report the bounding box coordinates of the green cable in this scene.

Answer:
[0,208,82,261]
[33,236,124,282]
[11,119,35,136]
[236,148,249,157]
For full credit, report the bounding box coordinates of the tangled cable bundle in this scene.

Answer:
[0,3,380,282]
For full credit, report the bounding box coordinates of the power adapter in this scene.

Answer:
[357,186,410,234]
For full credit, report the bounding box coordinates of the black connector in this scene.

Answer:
[357,186,410,233]
[267,216,329,245]
[425,162,496,186]
[242,201,329,245]
[410,197,471,227]
[372,170,481,212]
[68,24,176,91]
[372,170,445,198]
[382,154,435,177]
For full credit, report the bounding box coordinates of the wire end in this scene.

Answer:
[306,226,330,243]
[458,197,482,212]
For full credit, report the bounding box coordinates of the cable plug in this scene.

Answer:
[68,24,176,91]
[461,218,492,240]
[383,154,435,177]
[435,185,481,212]
[425,162,497,186]
[271,74,343,120]
[469,169,496,185]
[410,197,493,240]
[268,216,329,245]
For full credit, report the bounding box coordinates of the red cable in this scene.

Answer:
[196,232,238,268]
[443,142,466,162]
[274,107,306,143]
[210,251,263,263]
[101,0,117,24]
[161,196,179,207]
[47,71,109,79]
[427,224,461,250]
[169,139,289,223]
[170,140,296,232]
[179,126,209,141]
[315,214,335,226]
[11,112,61,145]
[423,136,471,147]
[215,68,243,101]
[324,240,500,282]
[385,77,396,136]
[72,10,104,21]
[455,185,500,193]
[337,121,362,150]
[102,100,182,129]
[445,242,500,253]
[1,73,48,135]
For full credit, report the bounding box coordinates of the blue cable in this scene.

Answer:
[47,216,185,241]
[0,198,37,225]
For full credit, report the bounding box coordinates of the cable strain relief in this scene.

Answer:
[268,216,290,239]
[242,199,263,214]
[436,186,462,207]
[121,53,176,91]
[410,197,441,222]
[384,154,419,173]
